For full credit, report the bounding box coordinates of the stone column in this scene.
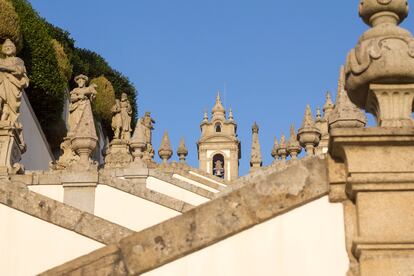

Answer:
[329,127,414,275]
[328,0,414,274]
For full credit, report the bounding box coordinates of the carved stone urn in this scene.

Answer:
[346,0,414,124]
[71,136,97,166]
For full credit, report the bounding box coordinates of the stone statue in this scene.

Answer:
[68,74,97,136]
[120,93,132,140]
[214,160,224,177]
[51,74,98,170]
[111,99,122,139]
[141,111,155,160]
[0,39,29,126]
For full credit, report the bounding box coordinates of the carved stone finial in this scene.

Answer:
[158,131,173,164]
[130,118,147,166]
[329,66,367,129]
[271,137,279,162]
[316,107,322,122]
[287,124,301,159]
[212,90,225,118]
[323,92,334,119]
[346,0,414,113]
[359,0,408,26]
[177,137,188,164]
[228,108,234,121]
[250,122,262,171]
[298,105,321,156]
[277,133,288,161]
[202,110,208,123]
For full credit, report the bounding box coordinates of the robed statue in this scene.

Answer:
[110,93,132,140]
[68,74,97,136]
[141,111,155,160]
[119,93,132,140]
[0,39,29,126]
[111,99,122,139]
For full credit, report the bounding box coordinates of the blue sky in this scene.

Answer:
[29,0,414,175]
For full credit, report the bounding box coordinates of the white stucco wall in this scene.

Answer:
[28,185,64,203]
[0,204,103,276]
[146,177,210,206]
[20,92,54,170]
[94,185,180,231]
[143,197,348,276]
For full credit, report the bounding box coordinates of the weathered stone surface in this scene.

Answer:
[40,245,126,276]
[43,156,328,275]
[329,126,414,275]
[0,180,133,245]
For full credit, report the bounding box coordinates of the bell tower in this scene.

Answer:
[197,92,241,181]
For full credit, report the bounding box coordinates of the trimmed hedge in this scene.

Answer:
[11,0,67,147]
[11,0,66,118]
[0,0,22,51]
[52,39,72,82]
[90,75,116,126]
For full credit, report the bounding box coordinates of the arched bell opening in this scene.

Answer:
[212,153,225,178]
[215,123,222,133]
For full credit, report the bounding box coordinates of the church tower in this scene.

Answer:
[197,92,241,181]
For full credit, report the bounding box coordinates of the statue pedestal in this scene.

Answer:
[0,123,25,176]
[104,139,132,168]
[329,127,414,275]
[62,170,98,214]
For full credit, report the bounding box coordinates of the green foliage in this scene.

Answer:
[0,0,22,51]
[11,0,66,137]
[51,39,72,82]
[8,0,137,148]
[90,76,116,125]
[44,21,75,57]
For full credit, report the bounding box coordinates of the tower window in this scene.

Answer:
[212,154,225,178]
[215,123,222,132]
